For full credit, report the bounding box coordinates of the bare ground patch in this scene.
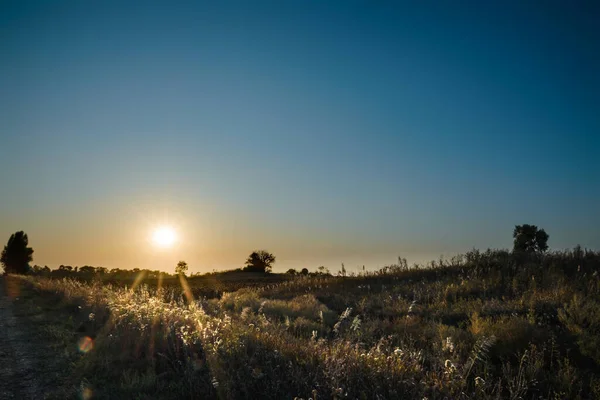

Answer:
[0,276,75,399]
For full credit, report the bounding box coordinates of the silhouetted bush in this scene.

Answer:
[1,231,34,274]
[513,224,549,253]
[243,250,276,273]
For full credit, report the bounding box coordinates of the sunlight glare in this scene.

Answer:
[152,226,177,248]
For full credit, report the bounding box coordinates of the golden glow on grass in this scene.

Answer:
[152,226,177,248]
[131,270,147,292]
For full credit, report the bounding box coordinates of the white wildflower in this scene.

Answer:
[443,336,455,353]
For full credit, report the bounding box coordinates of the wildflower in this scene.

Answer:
[408,300,417,314]
[351,316,361,332]
[444,359,455,371]
[475,376,485,386]
[88,313,95,321]
[394,348,403,356]
[333,307,352,335]
[258,300,267,314]
[443,337,455,353]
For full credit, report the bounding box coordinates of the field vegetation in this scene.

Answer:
[7,245,600,399]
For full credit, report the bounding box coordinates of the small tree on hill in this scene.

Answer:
[176,260,188,276]
[244,250,275,273]
[513,224,549,253]
[1,231,34,275]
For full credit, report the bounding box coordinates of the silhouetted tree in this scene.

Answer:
[513,224,549,253]
[339,262,346,277]
[79,266,96,274]
[1,231,34,275]
[244,250,275,273]
[286,268,297,275]
[300,268,309,275]
[317,265,330,275]
[176,260,188,276]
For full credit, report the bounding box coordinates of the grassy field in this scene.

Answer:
[8,248,600,399]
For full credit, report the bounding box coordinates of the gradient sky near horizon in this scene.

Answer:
[1,1,599,273]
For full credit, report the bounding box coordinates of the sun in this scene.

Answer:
[152,226,177,248]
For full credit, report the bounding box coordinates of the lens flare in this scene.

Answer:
[130,270,147,292]
[179,273,195,304]
[78,336,94,353]
[80,386,93,400]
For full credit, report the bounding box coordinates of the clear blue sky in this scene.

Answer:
[1,1,599,273]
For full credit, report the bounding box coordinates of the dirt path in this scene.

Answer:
[0,277,70,399]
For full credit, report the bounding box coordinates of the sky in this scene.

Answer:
[1,1,599,273]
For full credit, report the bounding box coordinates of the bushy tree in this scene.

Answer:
[176,260,188,276]
[317,265,330,275]
[300,268,309,276]
[513,224,549,253]
[1,231,34,275]
[79,266,96,274]
[244,250,275,273]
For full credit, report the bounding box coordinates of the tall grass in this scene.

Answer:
[17,247,600,399]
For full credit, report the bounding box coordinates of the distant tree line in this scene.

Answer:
[27,264,172,279]
[1,224,553,278]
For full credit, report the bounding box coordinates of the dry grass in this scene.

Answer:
[14,248,600,399]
